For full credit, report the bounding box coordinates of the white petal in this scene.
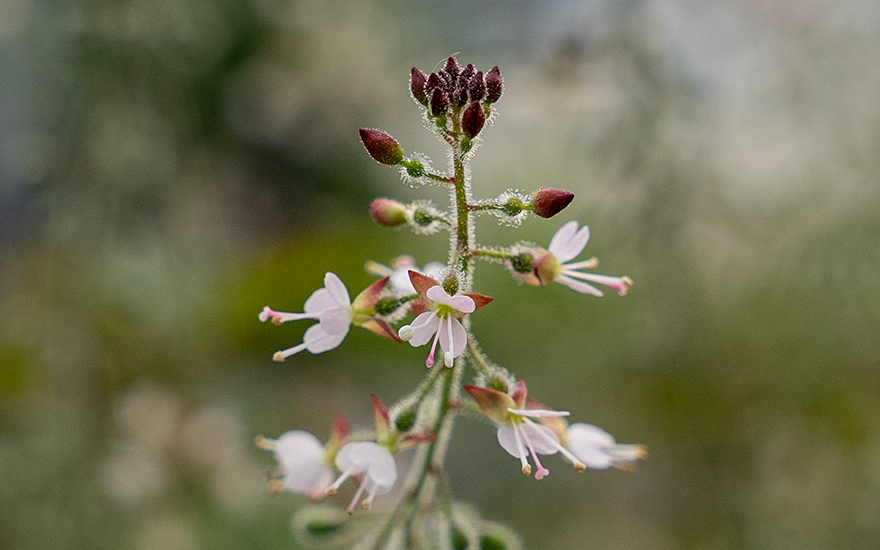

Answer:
[319,306,351,335]
[446,294,475,314]
[335,442,397,493]
[304,288,338,314]
[407,312,440,346]
[565,423,615,469]
[497,425,525,458]
[438,317,467,359]
[426,285,452,303]
[521,422,561,455]
[323,272,351,308]
[303,323,349,353]
[555,274,604,297]
[390,270,416,295]
[273,431,333,494]
[549,222,589,263]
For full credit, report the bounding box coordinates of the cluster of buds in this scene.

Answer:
[411,57,501,150]
[256,56,645,546]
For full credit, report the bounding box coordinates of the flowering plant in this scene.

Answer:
[256,56,644,549]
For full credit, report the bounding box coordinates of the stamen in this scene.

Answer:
[267,479,284,494]
[561,257,598,270]
[273,341,308,362]
[510,421,530,475]
[254,436,276,450]
[347,481,367,515]
[444,315,455,367]
[519,423,549,480]
[427,319,442,367]
[398,325,414,341]
[507,408,570,418]
[259,307,317,324]
[364,260,394,277]
[325,469,354,495]
[522,419,586,472]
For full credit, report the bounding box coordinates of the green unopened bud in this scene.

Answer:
[510,252,534,274]
[394,408,417,432]
[412,207,434,227]
[374,297,401,315]
[501,197,525,216]
[359,128,404,165]
[530,188,574,218]
[401,159,425,177]
[370,198,407,227]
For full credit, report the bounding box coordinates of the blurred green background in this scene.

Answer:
[2,0,880,548]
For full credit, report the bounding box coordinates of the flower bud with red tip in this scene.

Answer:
[485,66,502,103]
[461,101,486,139]
[531,188,575,219]
[369,198,407,227]
[359,128,404,165]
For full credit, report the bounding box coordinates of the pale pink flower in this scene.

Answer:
[259,272,400,362]
[563,423,647,471]
[527,221,633,297]
[397,271,492,368]
[465,381,588,479]
[325,442,397,514]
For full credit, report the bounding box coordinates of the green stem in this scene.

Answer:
[469,247,514,261]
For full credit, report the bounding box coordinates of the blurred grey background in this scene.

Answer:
[2,0,879,548]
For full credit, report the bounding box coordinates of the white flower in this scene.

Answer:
[529,221,633,297]
[465,382,587,479]
[396,271,492,368]
[325,441,397,513]
[257,431,334,499]
[401,286,473,368]
[260,272,400,362]
[259,272,351,361]
[563,423,647,470]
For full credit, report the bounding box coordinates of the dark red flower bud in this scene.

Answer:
[531,188,574,218]
[468,71,485,102]
[443,56,460,79]
[426,72,442,93]
[460,63,475,81]
[461,101,486,139]
[369,198,407,227]
[411,67,428,105]
[485,66,502,103]
[452,78,469,107]
[359,128,404,165]
[430,88,449,117]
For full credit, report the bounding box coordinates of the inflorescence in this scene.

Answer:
[255,56,645,550]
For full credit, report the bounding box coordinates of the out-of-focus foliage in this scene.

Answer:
[2,0,879,549]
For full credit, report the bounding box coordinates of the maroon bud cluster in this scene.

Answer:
[409,57,502,140]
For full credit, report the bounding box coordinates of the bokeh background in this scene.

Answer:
[2,0,880,548]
